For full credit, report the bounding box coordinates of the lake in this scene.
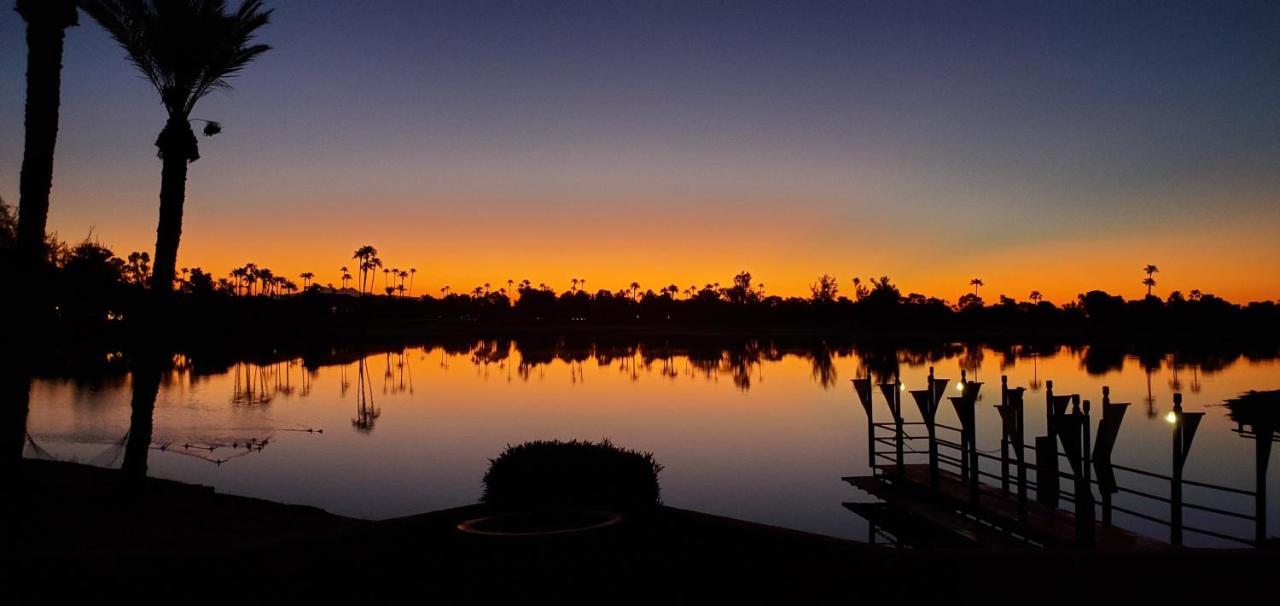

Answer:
[22,339,1280,547]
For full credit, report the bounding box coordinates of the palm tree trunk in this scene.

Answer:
[150,119,196,293]
[1,371,32,474]
[15,1,77,274]
[122,357,162,481]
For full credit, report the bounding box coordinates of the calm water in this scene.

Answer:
[23,341,1280,546]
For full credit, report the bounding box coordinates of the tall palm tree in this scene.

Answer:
[299,271,313,289]
[969,277,984,297]
[80,0,273,293]
[365,256,382,294]
[1143,264,1159,297]
[351,246,376,293]
[1029,290,1043,304]
[14,0,78,275]
[408,268,416,296]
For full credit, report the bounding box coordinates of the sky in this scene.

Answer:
[1,0,1278,303]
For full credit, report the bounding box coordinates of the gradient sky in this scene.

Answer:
[2,0,1278,302]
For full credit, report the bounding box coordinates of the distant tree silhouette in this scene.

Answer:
[409,268,417,296]
[809,274,839,302]
[14,0,77,276]
[1143,264,1159,297]
[80,0,273,293]
[629,281,641,302]
[125,251,151,286]
[1029,290,1042,304]
[969,277,984,297]
[299,271,313,289]
[851,277,869,301]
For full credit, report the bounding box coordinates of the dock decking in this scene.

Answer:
[845,464,1165,550]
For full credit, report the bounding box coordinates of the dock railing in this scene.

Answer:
[853,370,1272,547]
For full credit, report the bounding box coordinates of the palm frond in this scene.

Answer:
[78,0,272,119]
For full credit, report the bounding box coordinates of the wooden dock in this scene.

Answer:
[844,464,1166,550]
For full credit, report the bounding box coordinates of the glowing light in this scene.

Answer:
[900,384,906,391]
[1165,411,1178,424]
[956,383,964,391]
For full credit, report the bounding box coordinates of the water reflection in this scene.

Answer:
[17,338,1280,543]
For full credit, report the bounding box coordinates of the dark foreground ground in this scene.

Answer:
[3,460,1275,604]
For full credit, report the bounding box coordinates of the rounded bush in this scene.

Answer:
[481,439,662,512]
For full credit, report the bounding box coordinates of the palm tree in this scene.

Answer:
[969,277,984,297]
[299,271,313,289]
[1143,264,1159,297]
[351,246,376,293]
[359,256,382,294]
[629,281,640,302]
[408,268,416,296]
[1029,290,1043,304]
[80,0,272,293]
[339,266,350,289]
[14,0,78,274]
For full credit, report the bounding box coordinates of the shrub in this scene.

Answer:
[481,439,662,512]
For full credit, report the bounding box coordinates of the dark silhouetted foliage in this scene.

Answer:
[482,439,662,512]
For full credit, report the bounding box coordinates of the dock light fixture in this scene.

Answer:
[1166,410,1178,424]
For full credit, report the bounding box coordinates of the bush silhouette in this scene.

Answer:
[482,439,662,512]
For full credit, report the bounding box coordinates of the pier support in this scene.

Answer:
[1170,393,1203,546]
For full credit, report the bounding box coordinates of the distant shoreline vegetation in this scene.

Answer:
[2,218,1278,347]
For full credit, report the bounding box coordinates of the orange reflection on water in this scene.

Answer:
[23,341,1280,545]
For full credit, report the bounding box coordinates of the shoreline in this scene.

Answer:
[5,459,1275,602]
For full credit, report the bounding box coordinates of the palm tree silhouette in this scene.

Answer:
[408,268,417,296]
[630,281,641,302]
[969,277,984,297]
[1143,264,1159,297]
[14,0,78,274]
[81,0,273,293]
[299,271,314,289]
[351,246,376,293]
[339,266,350,289]
[1029,290,1042,304]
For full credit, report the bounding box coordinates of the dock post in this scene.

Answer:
[1256,421,1272,546]
[928,366,939,490]
[908,368,944,491]
[1170,393,1202,547]
[1080,398,1095,545]
[853,377,875,474]
[959,370,970,483]
[1000,376,1010,494]
[894,378,904,477]
[1171,394,1184,546]
[1013,386,1027,520]
[1093,386,1129,529]
[1037,380,1061,509]
[879,378,905,477]
[949,369,982,509]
